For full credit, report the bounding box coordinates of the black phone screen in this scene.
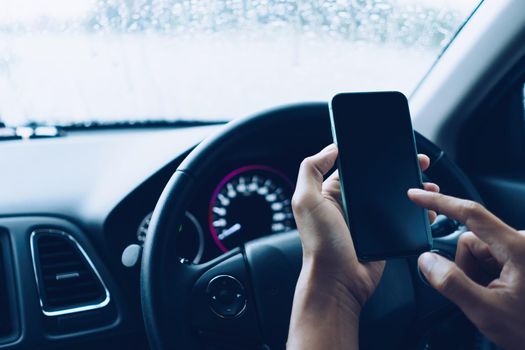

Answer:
[329,91,431,261]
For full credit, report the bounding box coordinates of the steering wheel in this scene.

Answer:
[140,103,483,350]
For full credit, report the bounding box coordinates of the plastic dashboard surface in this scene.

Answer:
[0,217,120,348]
[0,123,315,349]
[0,125,221,349]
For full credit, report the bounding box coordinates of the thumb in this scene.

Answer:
[293,144,338,206]
[418,252,490,320]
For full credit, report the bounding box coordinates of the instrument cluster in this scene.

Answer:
[135,164,296,263]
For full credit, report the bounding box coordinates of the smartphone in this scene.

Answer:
[329,91,431,261]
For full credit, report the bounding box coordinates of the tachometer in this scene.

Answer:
[209,165,294,252]
[137,211,204,263]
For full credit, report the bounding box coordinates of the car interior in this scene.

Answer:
[0,0,524,349]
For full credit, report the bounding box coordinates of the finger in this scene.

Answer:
[322,173,342,203]
[456,232,503,281]
[418,154,430,172]
[325,169,339,183]
[428,210,437,223]
[293,144,338,212]
[407,189,515,249]
[423,182,439,193]
[418,252,492,321]
[297,144,338,192]
[423,183,439,223]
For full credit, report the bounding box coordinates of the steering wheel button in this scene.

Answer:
[217,289,234,304]
[207,275,247,319]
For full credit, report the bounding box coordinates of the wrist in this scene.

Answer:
[298,257,363,319]
[287,256,364,350]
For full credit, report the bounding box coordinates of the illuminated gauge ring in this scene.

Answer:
[209,165,294,252]
[137,211,205,264]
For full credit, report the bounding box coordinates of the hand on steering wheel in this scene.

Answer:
[291,144,438,309]
[288,144,438,349]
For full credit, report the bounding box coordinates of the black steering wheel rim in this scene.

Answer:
[140,102,482,350]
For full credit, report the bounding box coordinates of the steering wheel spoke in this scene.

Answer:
[410,219,469,325]
[432,223,468,259]
[189,249,263,347]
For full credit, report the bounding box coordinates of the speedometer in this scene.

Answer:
[209,165,294,252]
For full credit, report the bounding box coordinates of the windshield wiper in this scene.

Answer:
[0,119,228,141]
[0,125,64,141]
[59,119,228,131]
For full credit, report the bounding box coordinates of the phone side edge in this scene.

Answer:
[328,98,364,260]
[404,95,433,251]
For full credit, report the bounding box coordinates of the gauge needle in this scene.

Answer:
[218,223,242,240]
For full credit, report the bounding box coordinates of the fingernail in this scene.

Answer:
[407,188,425,196]
[322,143,337,153]
[418,252,437,275]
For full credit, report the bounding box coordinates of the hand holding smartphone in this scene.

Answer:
[329,91,431,261]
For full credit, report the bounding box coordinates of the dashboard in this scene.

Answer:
[0,125,238,349]
[0,122,322,350]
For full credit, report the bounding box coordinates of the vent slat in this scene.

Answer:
[43,272,89,282]
[47,290,102,303]
[41,260,85,269]
[39,251,76,259]
[45,280,98,292]
[33,232,107,312]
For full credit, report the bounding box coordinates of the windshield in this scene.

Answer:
[0,0,480,126]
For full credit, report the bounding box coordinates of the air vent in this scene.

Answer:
[30,229,110,316]
[0,233,15,340]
